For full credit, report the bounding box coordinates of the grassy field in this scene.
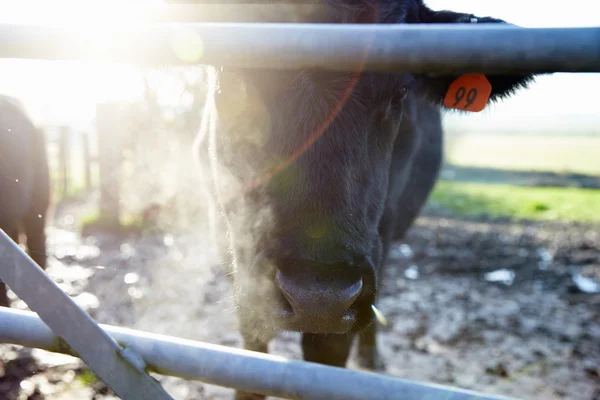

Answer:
[429,180,600,224]
[444,133,600,176]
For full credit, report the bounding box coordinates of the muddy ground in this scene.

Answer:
[1,199,599,400]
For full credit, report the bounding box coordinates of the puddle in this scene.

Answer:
[124,273,140,285]
[484,268,515,286]
[404,264,420,280]
[571,270,600,293]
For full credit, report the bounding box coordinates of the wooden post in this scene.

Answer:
[82,131,92,192]
[95,102,122,229]
[58,126,69,198]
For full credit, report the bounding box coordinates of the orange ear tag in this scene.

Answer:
[443,73,492,112]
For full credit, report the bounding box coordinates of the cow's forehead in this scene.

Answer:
[220,69,404,112]
[216,67,414,133]
[232,1,413,24]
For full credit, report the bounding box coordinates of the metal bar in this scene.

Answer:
[0,307,517,400]
[0,230,174,400]
[0,23,599,73]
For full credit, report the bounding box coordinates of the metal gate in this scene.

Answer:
[1,18,599,400]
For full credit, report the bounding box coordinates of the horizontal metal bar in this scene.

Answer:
[0,23,599,73]
[0,307,517,400]
[0,230,173,400]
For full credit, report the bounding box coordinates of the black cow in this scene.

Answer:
[0,95,51,307]
[196,2,538,398]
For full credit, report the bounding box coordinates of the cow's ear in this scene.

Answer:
[409,3,541,112]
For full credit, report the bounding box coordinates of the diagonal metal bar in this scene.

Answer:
[0,229,173,400]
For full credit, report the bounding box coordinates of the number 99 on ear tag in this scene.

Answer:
[443,73,492,112]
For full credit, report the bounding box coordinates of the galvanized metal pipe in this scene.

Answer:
[0,308,514,400]
[0,23,599,73]
[0,230,173,400]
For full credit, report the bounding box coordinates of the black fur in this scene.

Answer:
[0,95,50,307]
[202,2,539,399]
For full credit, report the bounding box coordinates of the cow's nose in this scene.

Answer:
[275,262,363,332]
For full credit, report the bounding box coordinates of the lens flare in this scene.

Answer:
[170,29,204,64]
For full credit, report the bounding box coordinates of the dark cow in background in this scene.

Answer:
[195,1,539,398]
[0,94,51,307]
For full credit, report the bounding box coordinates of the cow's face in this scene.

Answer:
[202,0,537,337]
[214,66,415,335]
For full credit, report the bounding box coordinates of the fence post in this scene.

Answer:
[96,102,122,230]
[82,130,93,192]
[58,126,70,199]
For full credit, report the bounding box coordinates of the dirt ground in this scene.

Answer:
[1,199,599,400]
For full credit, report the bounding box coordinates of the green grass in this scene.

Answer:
[77,368,98,386]
[444,133,600,176]
[429,180,600,224]
[79,208,163,236]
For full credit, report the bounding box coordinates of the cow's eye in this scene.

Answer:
[392,86,410,105]
[381,86,409,120]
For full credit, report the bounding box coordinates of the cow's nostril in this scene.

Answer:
[275,268,363,319]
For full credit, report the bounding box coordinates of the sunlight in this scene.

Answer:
[0,1,168,124]
[0,58,145,127]
[0,0,165,26]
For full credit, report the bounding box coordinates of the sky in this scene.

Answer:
[0,0,598,133]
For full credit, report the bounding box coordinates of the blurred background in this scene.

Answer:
[0,1,598,400]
